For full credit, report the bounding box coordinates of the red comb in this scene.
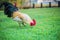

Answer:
[30,19,36,26]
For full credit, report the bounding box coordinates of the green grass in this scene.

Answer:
[0,8,60,40]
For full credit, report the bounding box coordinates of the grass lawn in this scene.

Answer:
[0,8,60,40]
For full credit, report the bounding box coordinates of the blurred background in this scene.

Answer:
[0,0,60,9]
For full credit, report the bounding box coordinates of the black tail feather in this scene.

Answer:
[0,2,19,17]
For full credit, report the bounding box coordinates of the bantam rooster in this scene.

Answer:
[0,2,36,27]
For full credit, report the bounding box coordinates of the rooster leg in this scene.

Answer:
[22,22,26,26]
[18,21,23,27]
